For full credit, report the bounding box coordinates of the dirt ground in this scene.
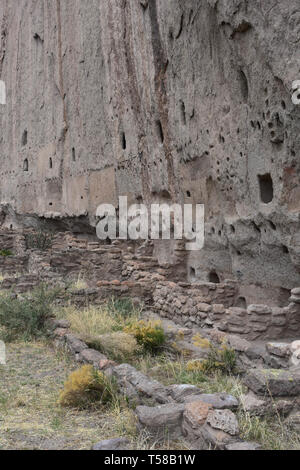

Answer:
[0,341,137,450]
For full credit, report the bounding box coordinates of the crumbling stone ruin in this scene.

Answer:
[0,0,300,450]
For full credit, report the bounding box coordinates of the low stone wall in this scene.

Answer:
[220,299,300,341]
[153,281,300,340]
[153,281,237,329]
[0,228,300,340]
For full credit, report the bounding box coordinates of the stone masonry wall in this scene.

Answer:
[0,228,299,341]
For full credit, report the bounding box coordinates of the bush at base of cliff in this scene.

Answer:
[0,285,60,342]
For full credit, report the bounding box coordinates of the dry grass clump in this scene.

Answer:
[57,299,141,341]
[88,332,142,362]
[69,273,88,291]
[59,365,116,409]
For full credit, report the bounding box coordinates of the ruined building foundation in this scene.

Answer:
[0,1,300,335]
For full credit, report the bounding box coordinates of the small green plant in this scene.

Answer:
[187,343,236,375]
[59,365,117,409]
[124,320,165,353]
[25,230,54,251]
[0,249,13,257]
[0,285,60,342]
[108,297,140,319]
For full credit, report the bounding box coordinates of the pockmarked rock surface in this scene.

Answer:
[244,368,300,396]
[0,0,300,303]
[206,409,239,436]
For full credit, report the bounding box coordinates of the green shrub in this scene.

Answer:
[190,343,237,375]
[108,297,140,319]
[124,320,165,353]
[59,365,117,409]
[0,249,13,257]
[25,230,54,250]
[0,285,60,342]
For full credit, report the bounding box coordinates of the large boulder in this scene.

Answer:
[112,364,170,404]
[244,368,300,396]
[168,384,202,402]
[136,403,185,438]
[184,392,239,410]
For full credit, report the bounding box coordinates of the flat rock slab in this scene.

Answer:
[78,348,107,367]
[136,403,185,435]
[225,441,262,450]
[207,409,239,436]
[183,400,213,428]
[266,342,291,358]
[168,384,201,402]
[182,400,213,441]
[184,392,239,410]
[113,364,170,404]
[240,393,267,416]
[65,333,88,353]
[200,423,235,450]
[244,368,300,396]
[92,438,130,450]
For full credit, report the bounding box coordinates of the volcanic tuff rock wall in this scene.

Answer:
[0,0,300,301]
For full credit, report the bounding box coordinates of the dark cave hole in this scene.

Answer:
[72,147,76,162]
[190,267,196,280]
[239,70,249,102]
[209,271,220,284]
[258,173,274,204]
[156,120,164,143]
[49,157,53,169]
[121,132,127,150]
[23,159,29,172]
[252,222,261,233]
[180,100,186,125]
[235,296,247,309]
[22,130,28,146]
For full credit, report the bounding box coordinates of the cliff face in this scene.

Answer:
[0,0,300,299]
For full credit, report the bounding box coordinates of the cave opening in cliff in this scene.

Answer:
[23,159,28,171]
[72,147,76,162]
[189,267,196,281]
[121,132,127,150]
[235,296,247,309]
[239,69,249,102]
[258,173,274,204]
[156,120,164,143]
[22,130,28,146]
[208,270,220,284]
